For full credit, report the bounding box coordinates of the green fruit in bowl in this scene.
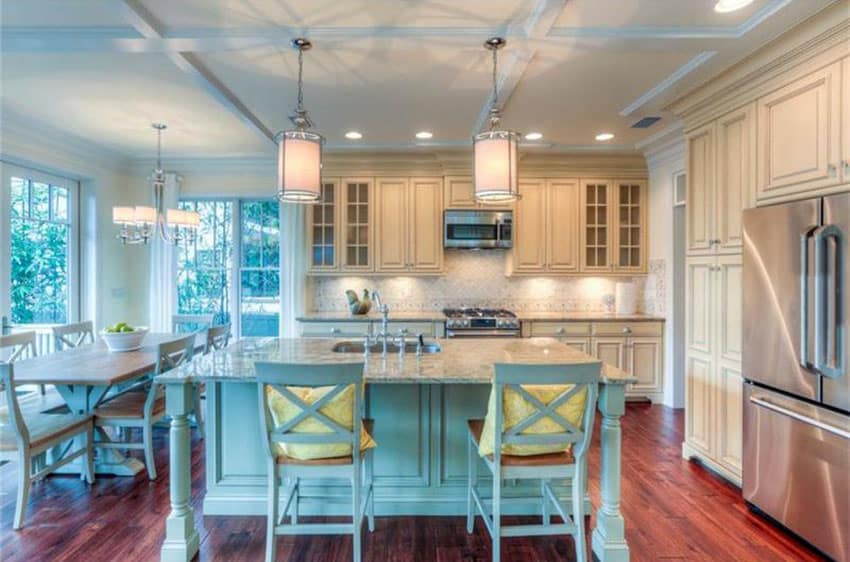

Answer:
[120,325,134,332]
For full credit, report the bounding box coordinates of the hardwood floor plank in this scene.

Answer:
[0,405,828,561]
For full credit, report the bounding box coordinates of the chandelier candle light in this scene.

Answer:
[276,38,324,204]
[473,37,520,203]
[112,123,199,245]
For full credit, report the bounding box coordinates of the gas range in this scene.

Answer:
[442,308,521,338]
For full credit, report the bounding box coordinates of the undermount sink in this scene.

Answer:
[331,341,442,354]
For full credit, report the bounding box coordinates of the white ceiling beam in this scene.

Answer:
[471,0,566,135]
[117,0,275,143]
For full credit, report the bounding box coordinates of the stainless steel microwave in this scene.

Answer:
[444,210,512,249]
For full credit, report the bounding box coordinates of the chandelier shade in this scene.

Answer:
[276,130,324,203]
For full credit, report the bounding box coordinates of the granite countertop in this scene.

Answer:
[517,312,665,322]
[298,311,664,322]
[158,337,635,386]
[296,311,447,322]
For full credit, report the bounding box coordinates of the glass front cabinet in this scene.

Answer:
[580,179,647,273]
[307,177,374,274]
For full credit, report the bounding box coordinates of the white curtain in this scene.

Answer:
[280,203,306,337]
[147,173,180,332]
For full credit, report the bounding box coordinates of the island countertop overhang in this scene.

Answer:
[158,337,636,385]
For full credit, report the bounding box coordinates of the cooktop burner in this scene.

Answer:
[442,307,518,319]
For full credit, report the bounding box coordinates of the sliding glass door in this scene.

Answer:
[176,197,281,337]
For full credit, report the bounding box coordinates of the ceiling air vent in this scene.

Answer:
[631,116,661,129]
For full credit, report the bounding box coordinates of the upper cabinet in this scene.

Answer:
[443,175,514,210]
[756,61,843,201]
[686,103,755,256]
[580,179,647,273]
[842,57,850,182]
[375,177,444,274]
[307,177,374,274]
[511,179,548,272]
[547,179,581,272]
[580,180,613,272]
[613,180,648,272]
[341,178,374,271]
[308,179,341,273]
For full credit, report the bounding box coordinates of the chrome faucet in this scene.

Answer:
[370,290,390,355]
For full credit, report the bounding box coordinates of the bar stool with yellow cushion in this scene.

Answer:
[1,363,94,529]
[255,361,376,562]
[93,334,195,480]
[467,361,601,562]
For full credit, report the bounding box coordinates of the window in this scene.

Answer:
[2,165,78,326]
[176,198,281,337]
[177,200,233,325]
[240,200,280,337]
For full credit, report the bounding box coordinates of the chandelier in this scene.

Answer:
[112,123,199,245]
[276,38,324,204]
[473,37,521,203]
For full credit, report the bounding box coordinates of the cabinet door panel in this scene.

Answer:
[756,62,842,199]
[686,353,713,455]
[613,180,647,272]
[717,255,743,364]
[307,179,340,272]
[547,179,580,272]
[580,180,613,271]
[561,337,591,354]
[592,337,625,370]
[627,337,662,393]
[444,176,477,209]
[687,258,714,355]
[686,124,715,254]
[717,364,743,475]
[376,178,409,271]
[409,178,444,271]
[843,57,850,183]
[341,178,374,271]
[513,179,547,271]
[716,105,755,251]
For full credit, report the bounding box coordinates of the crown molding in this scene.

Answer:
[667,2,849,129]
[0,108,131,178]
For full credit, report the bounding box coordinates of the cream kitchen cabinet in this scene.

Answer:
[298,320,444,338]
[509,178,582,275]
[528,321,591,353]
[375,177,444,274]
[683,254,743,483]
[843,57,850,183]
[299,321,371,338]
[443,175,515,210]
[686,103,755,256]
[756,60,843,201]
[579,179,648,273]
[307,177,375,274]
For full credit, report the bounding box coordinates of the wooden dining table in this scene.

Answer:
[12,332,203,476]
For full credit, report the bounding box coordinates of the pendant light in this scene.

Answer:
[276,38,324,204]
[473,37,520,203]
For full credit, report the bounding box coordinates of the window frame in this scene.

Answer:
[1,162,80,328]
[177,196,283,338]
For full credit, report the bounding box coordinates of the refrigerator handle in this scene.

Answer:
[800,227,818,370]
[814,224,845,378]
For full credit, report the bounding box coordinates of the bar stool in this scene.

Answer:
[255,361,375,562]
[466,361,600,562]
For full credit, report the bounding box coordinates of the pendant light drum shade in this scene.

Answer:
[473,129,519,202]
[276,130,324,203]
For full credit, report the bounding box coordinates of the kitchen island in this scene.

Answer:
[157,337,635,562]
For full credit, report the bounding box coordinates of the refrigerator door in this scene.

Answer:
[743,199,821,400]
[743,383,850,562]
[821,192,849,413]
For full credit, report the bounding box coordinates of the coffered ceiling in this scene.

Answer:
[0,0,839,158]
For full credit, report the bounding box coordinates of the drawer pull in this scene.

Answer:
[556,327,566,335]
[622,327,632,334]
[749,396,850,440]
[330,328,341,334]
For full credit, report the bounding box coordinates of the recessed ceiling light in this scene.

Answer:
[524,132,543,141]
[345,131,363,140]
[595,132,615,142]
[714,0,754,13]
[415,131,433,140]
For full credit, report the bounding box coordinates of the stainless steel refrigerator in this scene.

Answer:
[742,193,849,562]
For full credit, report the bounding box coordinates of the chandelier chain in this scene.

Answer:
[491,47,498,109]
[297,46,304,112]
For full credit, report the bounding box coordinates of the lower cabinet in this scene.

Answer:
[683,254,743,484]
[527,320,665,402]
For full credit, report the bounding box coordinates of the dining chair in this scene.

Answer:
[0,331,45,396]
[171,313,214,334]
[51,321,95,351]
[255,361,375,562]
[0,362,95,529]
[466,362,600,562]
[92,334,195,480]
[204,323,231,354]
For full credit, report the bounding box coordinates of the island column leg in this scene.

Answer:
[161,382,200,562]
[591,383,629,562]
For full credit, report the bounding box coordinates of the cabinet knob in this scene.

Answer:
[556,327,566,335]
[622,327,632,334]
[331,327,341,334]
[828,163,837,176]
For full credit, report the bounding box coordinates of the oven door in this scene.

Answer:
[446,329,521,338]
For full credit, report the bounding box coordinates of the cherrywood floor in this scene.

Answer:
[0,404,827,561]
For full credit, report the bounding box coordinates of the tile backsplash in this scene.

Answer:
[310,251,665,316]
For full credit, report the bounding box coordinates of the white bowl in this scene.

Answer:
[100,327,149,352]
